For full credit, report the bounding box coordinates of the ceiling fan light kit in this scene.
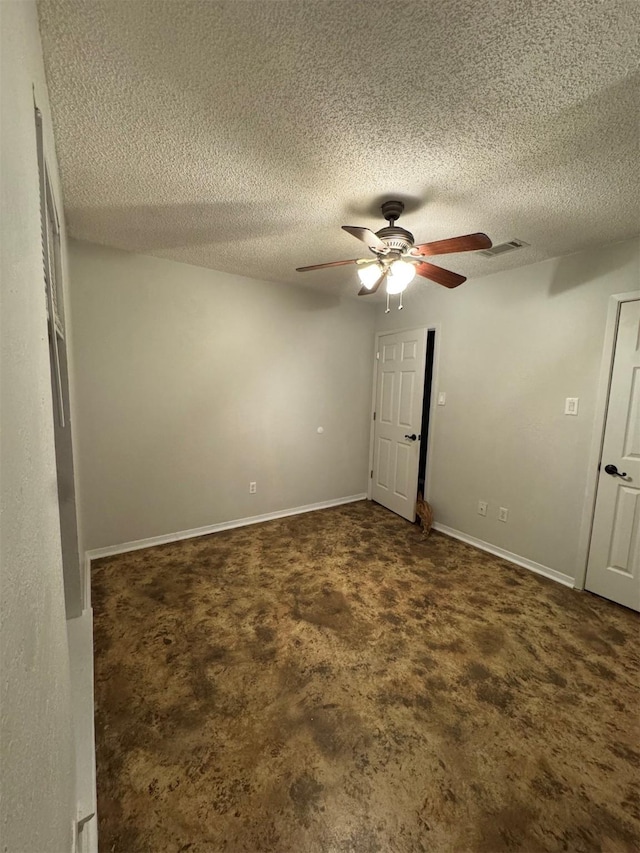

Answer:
[357,262,384,290]
[386,259,416,293]
[296,200,493,305]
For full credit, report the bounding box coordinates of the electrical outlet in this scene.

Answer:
[478,500,488,517]
[249,482,257,494]
[498,507,509,522]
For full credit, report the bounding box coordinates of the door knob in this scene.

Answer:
[404,433,417,441]
[604,464,627,478]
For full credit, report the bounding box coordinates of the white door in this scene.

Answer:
[371,328,427,522]
[586,299,640,612]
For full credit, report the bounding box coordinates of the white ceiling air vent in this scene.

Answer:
[480,239,529,258]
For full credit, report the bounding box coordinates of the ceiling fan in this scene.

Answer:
[296,200,492,306]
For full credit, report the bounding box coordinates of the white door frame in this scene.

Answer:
[367,324,441,505]
[574,291,640,590]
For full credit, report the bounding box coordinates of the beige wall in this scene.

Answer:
[69,240,376,551]
[376,238,639,580]
[0,2,76,851]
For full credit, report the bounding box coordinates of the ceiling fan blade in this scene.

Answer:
[412,232,492,257]
[415,261,466,289]
[342,225,388,253]
[296,258,359,272]
[358,267,388,296]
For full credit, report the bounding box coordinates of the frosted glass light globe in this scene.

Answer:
[357,263,383,289]
[386,260,416,294]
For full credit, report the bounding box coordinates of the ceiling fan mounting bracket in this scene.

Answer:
[380,199,405,224]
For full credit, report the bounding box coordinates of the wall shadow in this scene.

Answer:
[548,238,639,296]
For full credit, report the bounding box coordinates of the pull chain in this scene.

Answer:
[398,291,404,310]
[385,292,390,314]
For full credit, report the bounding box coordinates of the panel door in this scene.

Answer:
[586,299,640,611]
[371,329,427,522]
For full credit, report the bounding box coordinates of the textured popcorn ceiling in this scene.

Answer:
[38,0,639,295]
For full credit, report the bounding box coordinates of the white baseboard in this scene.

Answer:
[78,813,98,853]
[432,522,575,588]
[67,609,98,853]
[85,493,367,571]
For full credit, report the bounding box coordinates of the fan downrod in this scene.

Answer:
[377,200,414,251]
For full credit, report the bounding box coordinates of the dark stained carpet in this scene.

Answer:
[92,500,640,853]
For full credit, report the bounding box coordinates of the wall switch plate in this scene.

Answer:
[478,500,488,517]
[249,482,257,494]
[498,507,509,522]
[437,392,446,406]
[564,397,579,415]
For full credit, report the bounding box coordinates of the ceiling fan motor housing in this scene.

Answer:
[376,225,415,253]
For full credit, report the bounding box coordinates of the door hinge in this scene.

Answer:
[370,470,373,478]
[376,351,380,360]
[373,411,376,420]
